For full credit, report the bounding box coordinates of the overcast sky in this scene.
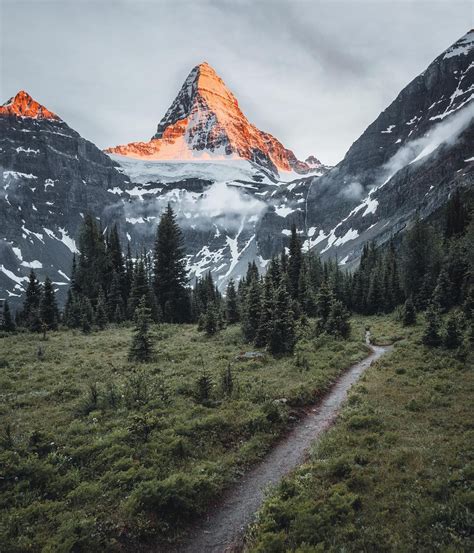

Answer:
[1,0,472,165]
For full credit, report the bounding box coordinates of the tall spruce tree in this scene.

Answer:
[1,300,15,332]
[422,304,442,347]
[39,276,59,330]
[153,204,190,323]
[325,299,351,339]
[288,224,302,299]
[225,279,239,324]
[22,270,42,331]
[129,296,153,362]
[242,276,262,343]
[402,297,417,326]
[255,276,275,348]
[269,284,295,355]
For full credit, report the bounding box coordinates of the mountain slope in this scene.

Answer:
[299,29,474,264]
[105,62,320,177]
[0,91,129,304]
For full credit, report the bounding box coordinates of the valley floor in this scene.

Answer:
[1,317,471,553]
[0,318,370,552]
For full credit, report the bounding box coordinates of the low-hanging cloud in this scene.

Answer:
[340,180,364,200]
[123,181,267,233]
[380,102,474,185]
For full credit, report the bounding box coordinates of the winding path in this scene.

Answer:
[175,341,392,553]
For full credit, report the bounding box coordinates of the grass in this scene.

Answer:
[0,320,371,552]
[245,317,473,553]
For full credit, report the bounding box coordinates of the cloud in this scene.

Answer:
[123,182,267,233]
[381,102,474,184]
[340,181,364,200]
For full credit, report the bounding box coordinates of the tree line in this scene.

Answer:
[3,190,472,358]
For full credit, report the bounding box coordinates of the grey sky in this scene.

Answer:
[1,0,473,165]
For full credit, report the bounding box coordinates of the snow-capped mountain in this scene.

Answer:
[103,62,326,291]
[0,91,129,303]
[105,62,321,178]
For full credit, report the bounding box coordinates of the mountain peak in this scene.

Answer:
[0,90,60,120]
[105,63,317,175]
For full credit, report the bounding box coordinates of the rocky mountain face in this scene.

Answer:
[105,62,320,177]
[0,91,130,305]
[1,31,473,307]
[301,30,474,266]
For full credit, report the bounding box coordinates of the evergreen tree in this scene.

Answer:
[326,300,351,339]
[204,304,218,336]
[225,279,239,324]
[1,300,15,332]
[269,284,295,355]
[128,259,150,318]
[288,224,302,299]
[76,214,107,302]
[402,297,417,326]
[63,290,81,328]
[242,276,262,343]
[108,270,125,322]
[422,304,442,347]
[195,371,213,404]
[401,219,442,308]
[95,289,108,330]
[80,298,93,334]
[315,281,333,331]
[443,312,463,349]
[153,204,190,323]
[129,296,153,362]
[22,270,42,331]
[255,276,274,347]
[39,276,59,330]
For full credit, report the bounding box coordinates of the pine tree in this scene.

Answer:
[315,281,333,331]
[22,270,42,331]
[225,279,239,324]
[422,304,442,347]
[269,284,295,355]
[204,304,218,336]
[402,297,417,326]
[64,290,81,328]
[129,296,153,362]
[242,276,262,343]
[108,270,125,321]
[443,313,463,349]
[76,214,107,302]
[95,289,108,330]
[80,298,93,334]
[39,276,59,330]
[1,300,15,332]
[326,300,351,339]
[153,204,190,323]
[288,224,302,299]
[195,371,213,404]
[128,259,150,318]
[255,276,274,347]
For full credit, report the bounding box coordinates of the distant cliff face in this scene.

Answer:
[301,30,474,266]
[0,91,129,304]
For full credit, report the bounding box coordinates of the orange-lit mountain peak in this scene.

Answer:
[105,63,317,176]
[0,90,60,120]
